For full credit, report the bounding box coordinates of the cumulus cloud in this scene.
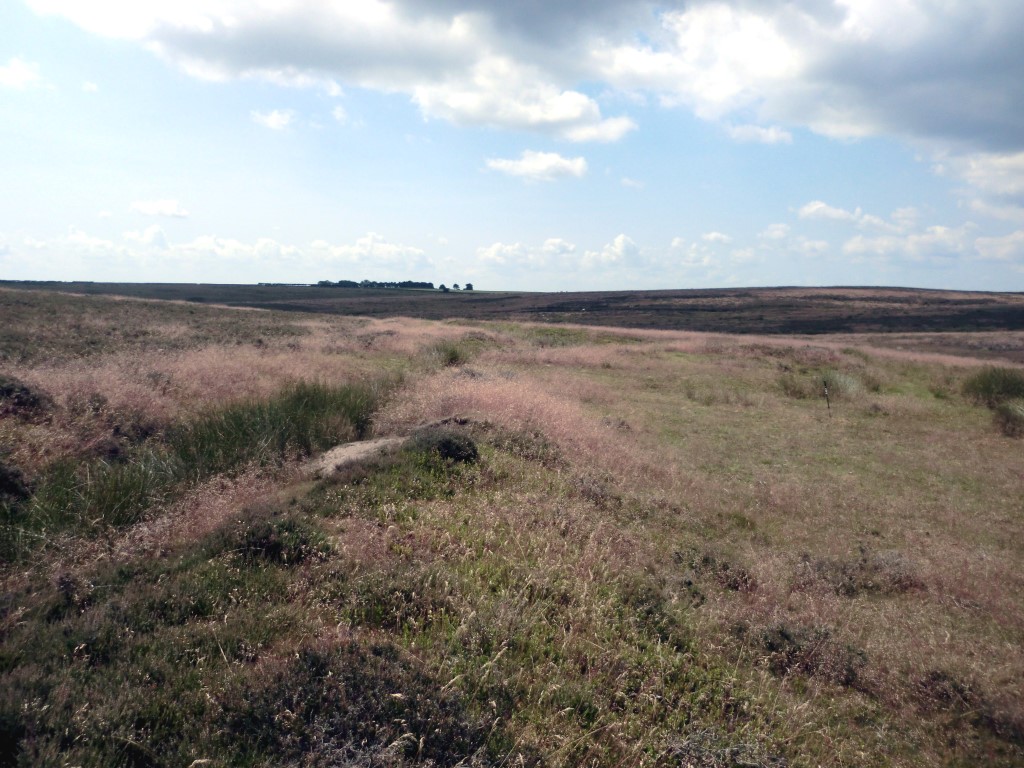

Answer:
[131,199,189,217]
[702,231,732,243]
[251,109,295,130]
[486,150,587,182]
[798,201,859,222]
[124,225,168,249]
[0,57,44,89]
[582,234,638,267]
[25,1,634,142]
[476,237,577,266]
[22,0,1024,211]
[975,231,1024,261]
[798,201,904,232]
[2,227,432,281]
[308,232,426,264]
[23,1,1024,148]
[726,124,792,144]
[759,223,789,240]
[843,224,976,263]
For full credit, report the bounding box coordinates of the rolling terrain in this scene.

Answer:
[1,284,1022,767]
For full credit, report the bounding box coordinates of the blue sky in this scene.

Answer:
[2,0,1023,291]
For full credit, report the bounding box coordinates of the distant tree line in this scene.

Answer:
[315,279,435,290]
[315,279,474,291]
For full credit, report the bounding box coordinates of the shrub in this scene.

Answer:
[822,369,862,399]
[0,459,29,504]
[428,339,471,367]
[0,374,52,419]
[205,507,330,566]
[797,546,923,597]
[219,640,489,765]
[994,399,1024,438]
[407,427,479,464]
[742,623,867,688]
[963,366,1024,407]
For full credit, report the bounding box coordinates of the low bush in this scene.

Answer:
[0,374,52,419]
[740,623,868,688]
[963,366,1024,407]
[0,458,29,504]
[219,640,490,766]
[407,427,479,464]
[205,507,330,566]
[994,399,1024,438]
[428,338,471,367]
[797,546,923,597]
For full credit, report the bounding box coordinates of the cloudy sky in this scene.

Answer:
[2,0,1023,291]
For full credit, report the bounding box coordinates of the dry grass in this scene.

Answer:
[2,287,1022,766]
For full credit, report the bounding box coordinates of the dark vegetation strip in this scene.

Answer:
[5,281,1024,337]
[0,379,393,562]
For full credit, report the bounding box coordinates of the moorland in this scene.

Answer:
[1,283,1022,767]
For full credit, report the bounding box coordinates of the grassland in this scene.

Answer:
[1,286,1022,767]
[4,282,1024,358]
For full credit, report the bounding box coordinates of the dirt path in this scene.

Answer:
[306,436,406,477]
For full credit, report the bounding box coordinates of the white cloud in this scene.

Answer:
[759,223,789,240]
[486,150,587,182]
[82,81,99,92]
[797,200,903,232]
[2,227,432,281]
[476,237,576,266]
[124,225,168,249]
[940,150,1024,221]
[25,0,1024,163]
[798,200,859,222]
[542,238,576,256]
[308,232,425,264]
[477,242,530,265]
[251,109,295,130]
[582,234,638,267]
[620,177,644,189]
[726,124,792,144]
[975,231,1024,262]
[331,105,348,125]
[131,199,189,217]
[949,151,1024,198]
[843,224,975,263]
[413,57,635,142]
[702,231,732,243]
[0,57,44,89]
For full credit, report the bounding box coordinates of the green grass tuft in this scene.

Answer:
[963,366,1024,407]
[994,399,1024,438]
[169,380,387,479]
[0,379,393,562]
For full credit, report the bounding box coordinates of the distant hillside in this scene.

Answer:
[3,280,1024,335]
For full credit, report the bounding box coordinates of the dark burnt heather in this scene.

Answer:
[5,282,1024,338]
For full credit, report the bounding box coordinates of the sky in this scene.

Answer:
[1,0,1023,291]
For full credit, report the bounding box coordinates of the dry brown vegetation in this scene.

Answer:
[1,287,1022,767]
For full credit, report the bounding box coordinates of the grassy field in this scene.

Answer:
[1,286,1022,767]
[4,282,1024,354]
